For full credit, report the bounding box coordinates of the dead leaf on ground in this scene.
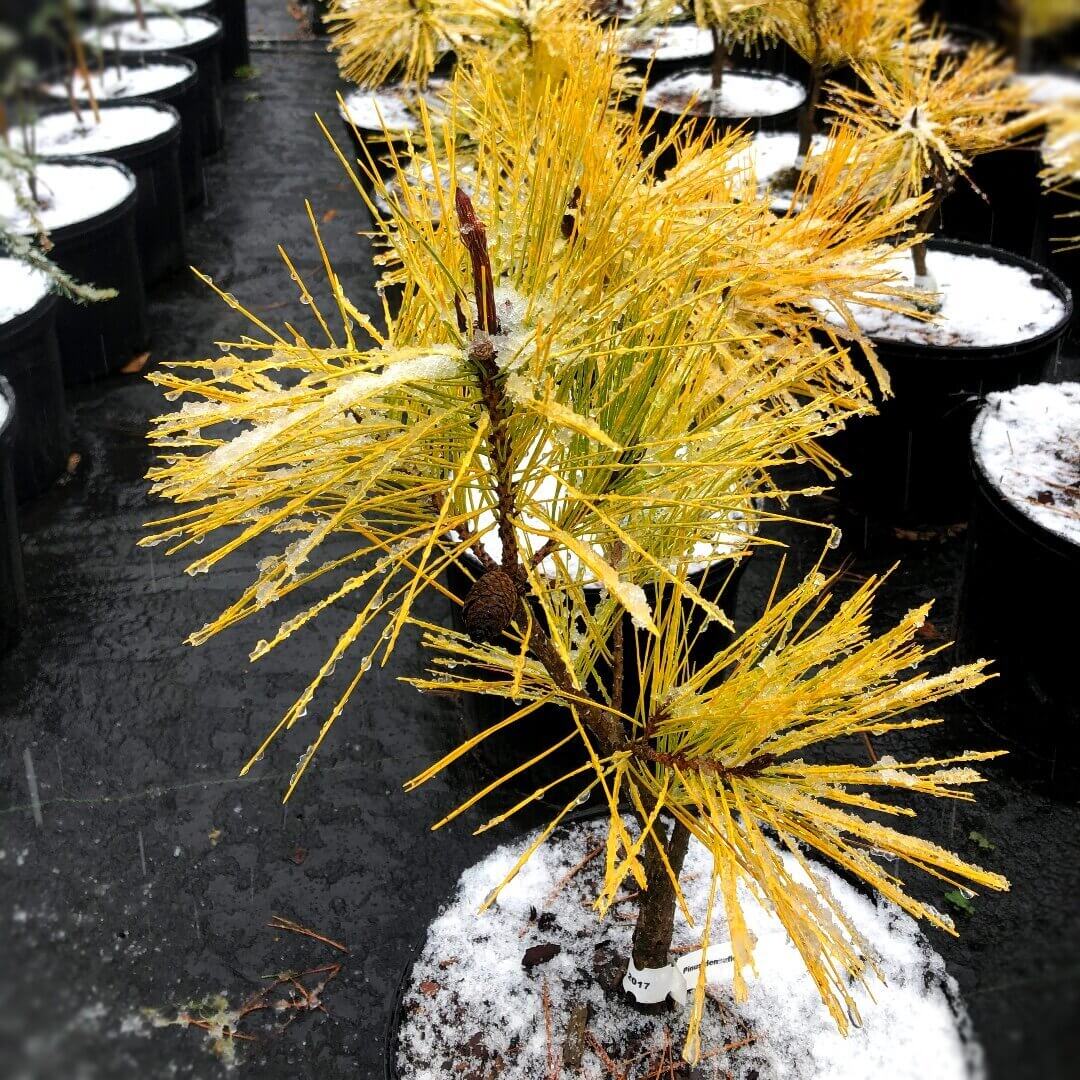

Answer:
[522,943,561,969]
[121,350,152,374]
[419,980,440,997]
[322,208,339,224]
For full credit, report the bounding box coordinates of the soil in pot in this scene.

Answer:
[390,815,984,1080]
[823,240,1072,532]
[0,260,69,499]
[959,382,1080,785]
[41,54,206,208]
[82,14,226,155]
[17,102,186,285]
[0,158,149,383]
[0,377,27,654]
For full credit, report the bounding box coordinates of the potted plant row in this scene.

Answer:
[144,26,1013,1077]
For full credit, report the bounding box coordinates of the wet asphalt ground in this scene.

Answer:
[1,3,1079,1078]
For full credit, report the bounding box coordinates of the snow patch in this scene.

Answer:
[0,161,134,233]
[972,381,1080,547]
[98,0,211,13]
[339,78,448,134]
[0,258,50,324]
[1015,71,1080,105]
[42,62,191,102]
[82,14,221,51]
[620,23,713,62]
[826,248,1067,348]
[395,817,983,1080]
[14,106,177,158]
[644,70,806,119]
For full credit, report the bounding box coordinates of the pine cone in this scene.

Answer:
[463,568,519,643]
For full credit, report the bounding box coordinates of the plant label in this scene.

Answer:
[623,941,735,1006]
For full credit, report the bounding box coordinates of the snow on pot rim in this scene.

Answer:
[0,158,136,235]
[388,814,984,1080]
[0,260,51,327]
[822,241,1072,353]
[338,78,449,135]
[81,13,222,51]
[12,101,180,160]
[971,381,1080,550]
[643,68,806,120]
[40,58,196,101]
[618,22,713,63]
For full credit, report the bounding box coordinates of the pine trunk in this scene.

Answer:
[631,820,691,972]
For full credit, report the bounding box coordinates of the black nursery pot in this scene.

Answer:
[0,291,68,500]
[444,555,750,801]
[37,157,150,383]
[0,378,27,654]
[42,54,206,209]
[214,0,250,74]
[113,15,227,155]
[957,433,1080,783]
[35,102,186,285]
[830,240,1073,530]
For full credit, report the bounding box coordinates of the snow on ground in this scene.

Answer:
[396,817,983,1080]
[973,382,1080,547]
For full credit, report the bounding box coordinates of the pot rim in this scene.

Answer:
[970,402,1080,561]
[0,284,58,350]
[870,238,1074,361]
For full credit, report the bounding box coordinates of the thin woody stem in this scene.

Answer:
[911,154,954,280]
[632,818,691,972]
[709,26,727,93]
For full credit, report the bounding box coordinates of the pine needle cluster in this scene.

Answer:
[146,19,1009,1066]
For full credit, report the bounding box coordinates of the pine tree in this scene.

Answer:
[145,29,1007,1064]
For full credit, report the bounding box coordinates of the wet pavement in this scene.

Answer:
[1,4,1079,1078]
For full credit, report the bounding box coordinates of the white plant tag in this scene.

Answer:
[623,941,735,1006]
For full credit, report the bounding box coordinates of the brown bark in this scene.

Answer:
[631,819,692,972]
[797,65,823,160]
[710,27,728,93]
